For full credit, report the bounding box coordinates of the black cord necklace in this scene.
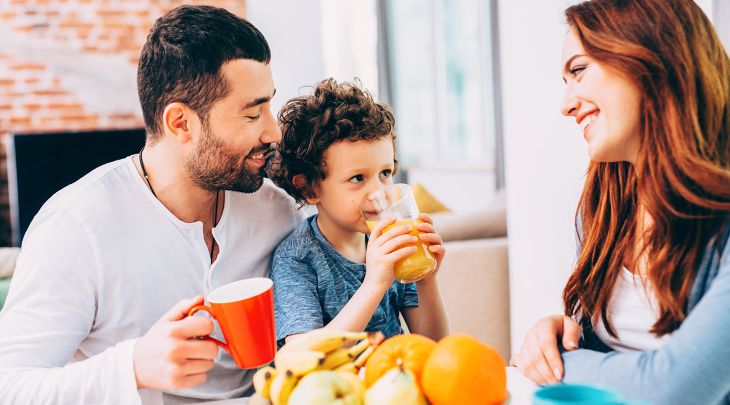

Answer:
[138,147,219,262]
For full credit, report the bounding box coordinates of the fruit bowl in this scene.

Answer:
[252,330,508,405]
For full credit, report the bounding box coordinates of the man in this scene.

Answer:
[0,5,301,404]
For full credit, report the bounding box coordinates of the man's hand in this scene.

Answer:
[133,296,219,390]
[509,315,582,385]
[364,218,418,290]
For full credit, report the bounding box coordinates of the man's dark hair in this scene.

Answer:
[271,79,397,206]
[137,5,271,142]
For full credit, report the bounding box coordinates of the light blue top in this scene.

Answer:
[270,215,419,346]
[562,225,730,405]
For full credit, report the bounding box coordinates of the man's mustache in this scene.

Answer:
[247,144,275,158]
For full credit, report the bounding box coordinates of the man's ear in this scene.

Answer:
[293,174,320,205]
[162,102,197,144]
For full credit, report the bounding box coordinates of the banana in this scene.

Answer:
[284,329,368,354]
[252,366,278,399]
[353,345,374,368]
[335,361,358,374]
[269,370,299,405]
[319,347,354,370]
[347,339,371,358]
[275,349,325,376]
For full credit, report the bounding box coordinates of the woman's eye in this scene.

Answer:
[380,170,392,178]
[349,175,364,183]
[570,66,586,76]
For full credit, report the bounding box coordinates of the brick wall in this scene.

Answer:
[0,0,246,246]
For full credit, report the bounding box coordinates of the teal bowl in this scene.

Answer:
[533,383,648,405]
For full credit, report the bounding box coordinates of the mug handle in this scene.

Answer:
[187,304,231,354]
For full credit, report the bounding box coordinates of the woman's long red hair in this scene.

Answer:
[563,0,730,336]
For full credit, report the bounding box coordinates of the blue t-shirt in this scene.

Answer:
[270,215,419,345]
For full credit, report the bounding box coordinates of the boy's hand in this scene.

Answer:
[364,218,418,290]
[415,213,446,283]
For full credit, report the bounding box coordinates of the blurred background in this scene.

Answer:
[0,0,727,361]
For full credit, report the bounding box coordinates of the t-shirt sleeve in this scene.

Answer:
[270,254,324,346]
[401,282,419,308]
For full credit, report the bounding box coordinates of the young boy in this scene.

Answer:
[269,79,449,345]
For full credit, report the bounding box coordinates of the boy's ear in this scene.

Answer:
[293,174,320,205]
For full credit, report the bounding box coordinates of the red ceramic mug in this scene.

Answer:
[187,278,276,369]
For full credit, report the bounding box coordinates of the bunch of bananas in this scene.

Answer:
[252,329,385,405]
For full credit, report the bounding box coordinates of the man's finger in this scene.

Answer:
[181,339,220,360]
[181,359,216,376]
[178,372,208,389]
[172,316,215,338]
[165,296,204,322]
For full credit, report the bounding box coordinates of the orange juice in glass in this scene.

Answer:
[362,184,437,283]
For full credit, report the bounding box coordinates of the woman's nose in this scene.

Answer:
[561,87,580,117]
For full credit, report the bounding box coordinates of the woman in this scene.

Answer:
[510,1,730,403]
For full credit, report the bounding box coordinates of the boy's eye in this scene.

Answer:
[380,169,392,178]
[349,175,364,183]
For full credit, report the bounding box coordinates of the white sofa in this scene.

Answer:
[431,191,510,362]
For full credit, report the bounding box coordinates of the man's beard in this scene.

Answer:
[185,124,270,193]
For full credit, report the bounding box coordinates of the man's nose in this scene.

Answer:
[261,110,282,144]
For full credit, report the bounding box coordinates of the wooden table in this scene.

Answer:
[200,366,537,405]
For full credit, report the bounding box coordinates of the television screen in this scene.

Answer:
[5,128,146,246]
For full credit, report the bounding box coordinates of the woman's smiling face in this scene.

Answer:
[560,29,642,163]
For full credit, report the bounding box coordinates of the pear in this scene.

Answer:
[364,365,427,405]
[337,370,367,398]
[288,370,364,405]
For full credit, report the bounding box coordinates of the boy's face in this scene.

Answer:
[309,137,396,234]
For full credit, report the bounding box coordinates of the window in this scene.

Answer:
[381,0,501,173]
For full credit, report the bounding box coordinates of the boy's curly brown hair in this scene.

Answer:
[271,78,397,205]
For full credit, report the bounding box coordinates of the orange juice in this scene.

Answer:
[366,219,437,283]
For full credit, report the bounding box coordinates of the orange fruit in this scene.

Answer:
[364,333,436,388]
[421,334,507,405]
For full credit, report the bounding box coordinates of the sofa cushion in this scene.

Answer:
[431,189,507,242]
[0,248,19,278]
[412,183,450,214]
[0,278,10,311]
[437,237,510,361]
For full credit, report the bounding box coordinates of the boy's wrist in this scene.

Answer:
[416,274,439,288]
[361,276,391,294]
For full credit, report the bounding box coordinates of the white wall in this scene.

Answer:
[245,0,326,115]
[499,0,588,353]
